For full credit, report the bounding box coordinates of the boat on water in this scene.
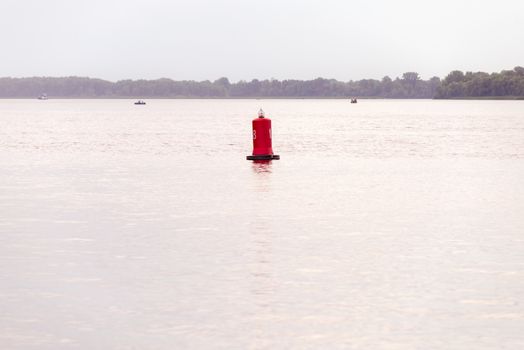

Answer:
[134,100,146,105]
[37,93,48,100]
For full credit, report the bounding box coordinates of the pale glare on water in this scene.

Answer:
[1,99,524,349]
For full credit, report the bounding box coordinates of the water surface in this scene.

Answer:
[1,99,524,349]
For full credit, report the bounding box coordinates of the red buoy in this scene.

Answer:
[246,109,280,160]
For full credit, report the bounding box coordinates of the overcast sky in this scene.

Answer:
[1,0,523,82]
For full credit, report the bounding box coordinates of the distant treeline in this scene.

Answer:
[435,66,524,99]
[0,73,439,98]
[0,67,523,99]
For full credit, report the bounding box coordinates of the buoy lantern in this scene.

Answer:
[246,109,280,160]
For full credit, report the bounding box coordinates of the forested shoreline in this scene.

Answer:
[435,67,524,99]
[0,67,523,99]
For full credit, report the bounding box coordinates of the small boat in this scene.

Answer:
[350,98,357,103]
[37,93,48,100]
[134,100,146,105]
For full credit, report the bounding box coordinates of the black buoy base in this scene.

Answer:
[246,154,280,160]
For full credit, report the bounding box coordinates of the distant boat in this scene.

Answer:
[37,93,48,100]
[134,100,146,105]
[350,98,357,103]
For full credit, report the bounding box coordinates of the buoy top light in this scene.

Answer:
[258,108,265,118]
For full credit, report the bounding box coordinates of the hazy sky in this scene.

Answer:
[1,0,523,81]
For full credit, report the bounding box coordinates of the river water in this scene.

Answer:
[1,99,523,349]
